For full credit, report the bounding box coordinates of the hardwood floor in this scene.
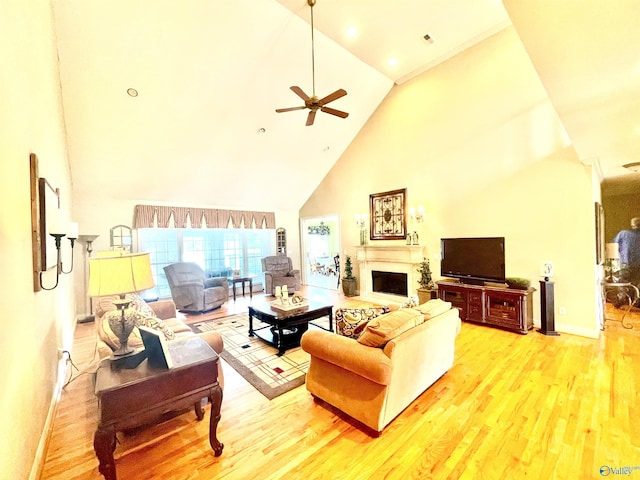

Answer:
[41,287,640,480]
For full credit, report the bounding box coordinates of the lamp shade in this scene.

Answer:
[88,252,155,297]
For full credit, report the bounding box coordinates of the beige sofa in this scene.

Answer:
[94,295,224,387]
[300,303,461,433]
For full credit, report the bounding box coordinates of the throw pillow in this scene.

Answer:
[128,292,156,317]
[412,299,452,319]
[357,308,424,348]
[138,315,176,341]
[335,306,390,339]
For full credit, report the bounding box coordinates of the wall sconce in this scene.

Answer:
[355,213,368,245]
[61,222,78,274]
[407,206,425,245]
[39,222,78,291]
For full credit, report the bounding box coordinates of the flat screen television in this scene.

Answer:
[440,237,505,285]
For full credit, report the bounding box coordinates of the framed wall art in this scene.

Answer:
[369,188,407,240]
[30,153,61,291]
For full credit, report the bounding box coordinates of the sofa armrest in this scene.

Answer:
[148,300,177,320]
[300,330,392,385]
[205,277,228,288]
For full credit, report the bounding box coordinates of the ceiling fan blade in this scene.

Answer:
[276,106,307,113]
[290,86,311,102]
[318,89,347,105]
[306,110,317,126]
[320,106,349,119]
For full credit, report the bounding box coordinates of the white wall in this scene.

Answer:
[0,1,76,478]
[301,27,599,336]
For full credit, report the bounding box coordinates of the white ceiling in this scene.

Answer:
[52,0,639,212]
[502,0,640,183]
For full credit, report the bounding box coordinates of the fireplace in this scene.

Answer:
[372,271,408,296]
[354,245,426,302]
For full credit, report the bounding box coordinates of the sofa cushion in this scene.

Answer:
[335,306,390,339]
[412,299,452,319]
[357,308,424,347]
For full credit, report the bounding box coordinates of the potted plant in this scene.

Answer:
[505,277,531,290]
[342,255,357,297]
[416,257,436,304]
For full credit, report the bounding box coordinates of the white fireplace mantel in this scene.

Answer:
[354,245,426,303]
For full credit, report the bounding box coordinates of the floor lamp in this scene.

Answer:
[77,234,99,323]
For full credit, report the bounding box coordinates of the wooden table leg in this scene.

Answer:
[94,426,117,480]
[208,385,224,457]
[248,309,254,336]
[195,399,204,420]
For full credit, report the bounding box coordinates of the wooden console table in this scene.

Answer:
[93,337,223,480]
[437,280,535,334]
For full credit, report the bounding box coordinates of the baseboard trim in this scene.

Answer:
[29,357,68,480]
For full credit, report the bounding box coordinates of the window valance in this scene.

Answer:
[133,204,276,229]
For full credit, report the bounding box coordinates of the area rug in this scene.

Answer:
[191,313,331,400]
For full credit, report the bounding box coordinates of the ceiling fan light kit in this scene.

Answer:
[275,0,349,126]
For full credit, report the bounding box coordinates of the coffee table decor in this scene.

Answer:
[270,295,308,314]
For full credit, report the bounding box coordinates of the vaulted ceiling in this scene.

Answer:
[53,1,640,211]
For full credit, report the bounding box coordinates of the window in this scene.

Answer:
[138,228,274,299]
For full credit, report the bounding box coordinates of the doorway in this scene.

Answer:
[301,215,341,290]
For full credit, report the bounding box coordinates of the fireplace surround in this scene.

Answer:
[354,245,426,303]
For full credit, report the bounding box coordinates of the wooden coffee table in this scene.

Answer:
[93,336,223,480]
[248,299,333,355]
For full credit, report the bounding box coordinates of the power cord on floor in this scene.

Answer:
[62,344,99,389]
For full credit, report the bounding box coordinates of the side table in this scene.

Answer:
[230,276,253,301]
[93,336,223,480]
[601,281,638,329]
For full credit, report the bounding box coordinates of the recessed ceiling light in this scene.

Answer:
[346,26,357,38]
[127,88,138,97]
[388,58,398,67]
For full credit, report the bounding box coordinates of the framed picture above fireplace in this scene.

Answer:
[369,188,407,240]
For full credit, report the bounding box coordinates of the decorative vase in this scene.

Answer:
[342,278,357,297]
[417,287,436,305]
[107,308,137,356]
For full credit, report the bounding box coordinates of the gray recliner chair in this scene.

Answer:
[163,262,229,313]
[261,256,301,295]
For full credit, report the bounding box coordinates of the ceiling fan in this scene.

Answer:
[275,0,349,126]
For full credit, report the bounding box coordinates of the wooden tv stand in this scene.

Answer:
[437,280,535,334]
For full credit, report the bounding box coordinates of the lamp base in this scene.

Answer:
[111,344,135,356]
[110,347,147,369]
[108,297,135,356]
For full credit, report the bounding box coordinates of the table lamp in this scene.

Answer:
[88,252,155,356]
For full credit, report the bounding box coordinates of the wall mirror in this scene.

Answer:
[110,225,132,251]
